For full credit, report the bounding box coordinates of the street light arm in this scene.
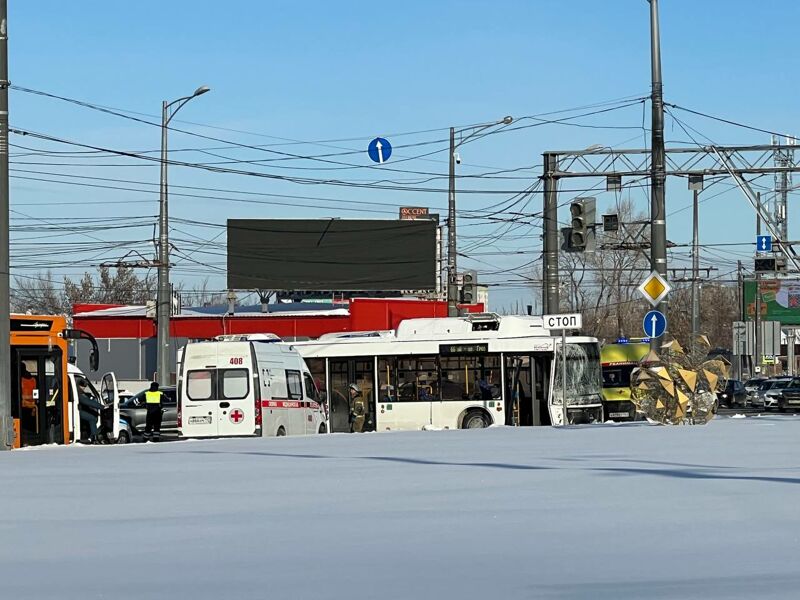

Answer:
[163,96,195,126]
[164,86,211,126]
[453,115,513,149]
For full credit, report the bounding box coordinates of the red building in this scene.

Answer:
[73,298,483,382]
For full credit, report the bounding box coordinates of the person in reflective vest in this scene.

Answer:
[143,381,164,442]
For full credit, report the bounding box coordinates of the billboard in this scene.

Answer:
[227,219,437,291]
[743,279,800,325]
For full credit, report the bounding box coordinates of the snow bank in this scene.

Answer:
[1,417,799,599]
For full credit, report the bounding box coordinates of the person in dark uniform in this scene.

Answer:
[143,382,164,442]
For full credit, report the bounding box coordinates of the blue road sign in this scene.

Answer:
[368,137,392,164]
[757,235,772,252]
[643,310,667,339]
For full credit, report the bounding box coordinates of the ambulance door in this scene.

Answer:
[216,360,256,436]
[182,369,218,437]
[284,368,306,435]
[100,372,121,441]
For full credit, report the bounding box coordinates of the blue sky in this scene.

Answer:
[9,0,800,310]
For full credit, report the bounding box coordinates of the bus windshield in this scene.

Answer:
[553,342,602,406]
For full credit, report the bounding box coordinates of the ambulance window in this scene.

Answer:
[303,372,317,401]
[286,370,302,400]
[222,369,249,400]
[187,370,214,400]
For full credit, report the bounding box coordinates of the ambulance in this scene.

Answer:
[178,334,327,438]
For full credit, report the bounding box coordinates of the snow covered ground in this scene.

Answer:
[2,415,800,599]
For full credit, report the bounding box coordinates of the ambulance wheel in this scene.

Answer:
[318,423,327,434]
[276,426,286,437]
[462,410,489,429]
[117,431,130,445]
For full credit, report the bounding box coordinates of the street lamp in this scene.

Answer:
[156,85,210,385]
[447,115,513,316]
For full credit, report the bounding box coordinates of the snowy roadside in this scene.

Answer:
[1,416,799,599]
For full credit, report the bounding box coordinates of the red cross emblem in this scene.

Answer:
[229,409,244,424]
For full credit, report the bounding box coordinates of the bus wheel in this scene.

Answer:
[462,410,489,429]
[277,426,287,437]
[318,423,327,434]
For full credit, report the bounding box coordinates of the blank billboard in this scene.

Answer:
[227,219,436,291]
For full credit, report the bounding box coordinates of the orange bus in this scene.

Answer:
[11,314,99,448]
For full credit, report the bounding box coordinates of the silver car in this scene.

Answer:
[754,377,793,409]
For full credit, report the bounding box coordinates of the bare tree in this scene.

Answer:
[64,266,155,308]
[11,270,66,315]
[180,278,226,307]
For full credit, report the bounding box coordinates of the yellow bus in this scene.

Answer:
[600,341,650,421]
[11,314,99,448]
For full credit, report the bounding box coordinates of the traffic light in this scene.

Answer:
[754,257,776,272]
[461,270,478,304]
[602,213,619,232]
[565,197,596,252]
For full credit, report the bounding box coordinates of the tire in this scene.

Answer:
[318,423,327,434]
[116,430,130,445]
[462,410,489,429]
[276,426,286,437]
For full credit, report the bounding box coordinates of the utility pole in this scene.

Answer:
[649,0,668,353]
[447,126,458,317]
[691,188,700,353]
[542,152,560,313]
[737,260,744,379]
[755,192,762,374]
[156,100,171,385]
[0,0,10,451]
[772,134,794,242]
[156,86,210,386]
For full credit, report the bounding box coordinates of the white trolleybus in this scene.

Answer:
[293,313,603,432]
[178,334,326,439]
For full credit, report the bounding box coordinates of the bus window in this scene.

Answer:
[377,357,397,402]
[397,356,439,402]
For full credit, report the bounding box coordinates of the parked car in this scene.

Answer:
[717,379,747,408]
[774,377,800,412]
[753,377,793,409]
[743,377,768,395]
[119,386,178,437]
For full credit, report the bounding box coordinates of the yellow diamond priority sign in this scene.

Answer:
[638,271,671,307]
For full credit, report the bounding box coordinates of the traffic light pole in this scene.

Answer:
[755,193,762,373]
[542,153,560,314]
[649,0,668,354]
[0,0,10,450]
[447,126,458,317]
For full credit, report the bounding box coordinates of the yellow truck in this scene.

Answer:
[600,341,650,421]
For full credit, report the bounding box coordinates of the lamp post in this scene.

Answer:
[156,85,210,385]
[447,115,513,317]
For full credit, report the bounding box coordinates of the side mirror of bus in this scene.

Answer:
[89,349,99,372]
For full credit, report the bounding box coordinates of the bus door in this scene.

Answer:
[504,354,551,426]
[12,348,64,447]
[378,356,436,431]
[329,357,375,433]
[100,372,121,442]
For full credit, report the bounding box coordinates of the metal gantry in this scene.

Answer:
[541,143,800,314]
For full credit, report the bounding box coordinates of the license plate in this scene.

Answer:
[188,416,212,425]
[609,411,630,418]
